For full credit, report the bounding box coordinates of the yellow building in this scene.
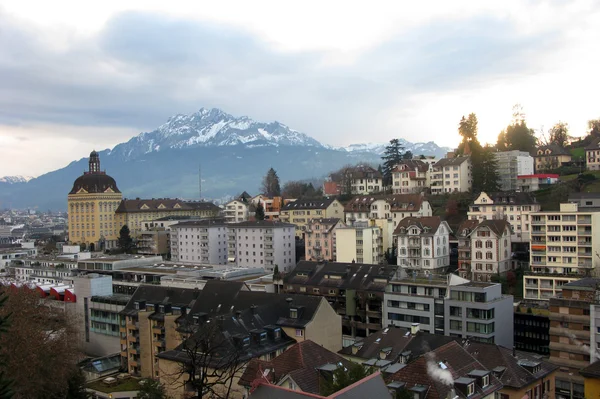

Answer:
[534,144,572,172]
[581,360,600,399]
[115,198,221,237]
[67,151,123,251]
[280,197,343,237]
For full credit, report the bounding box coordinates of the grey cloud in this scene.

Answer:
[0,9,576,146]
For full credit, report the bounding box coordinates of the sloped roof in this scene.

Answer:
[115,199,219,213]
[464,342,557,389]
[344,194,424,213]
[455,220,480,239]
[393,216,444,236]
[392,160,430,173]
[585,137,600,151]
[171,218,227,228]
[476,191,538,205]
[434,156,470,168]
[472,220,511,237]
[535,144,570,156]
[282,198,337,211]
[306,218,344,233]
[580,360,600,378]
[240,340,351,394]
[387,341,502,399]
[120,285,202,317]
[338,326,459,363]
[284,261,398,292]
[229,220,296,228]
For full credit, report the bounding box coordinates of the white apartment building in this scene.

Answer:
[0,246,38,270]
[227,220,296,272]
[330,165,383,195]
[170,220,229,264]
[468,220,512,282]
[430,156,472,194]
[516,174,560,192]
[394,216,451,272]
[467,192,541,243]
[392,160,430,194]
[523,274,579,301]
[343,194,432,227]
[335,222,383,265]
[224,200,253,223]
[493,150,534,191]
[530,203,600,274]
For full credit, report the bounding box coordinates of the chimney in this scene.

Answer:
[447,388,457,399]
[411,323,420,336]
[286,297,293,307]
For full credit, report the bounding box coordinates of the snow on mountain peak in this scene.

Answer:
[0,175,34,184]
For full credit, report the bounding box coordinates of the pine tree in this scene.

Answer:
[118,225,133,252]
[261,168,281,197]
[255,202,265,220]
[472,146,501,193]
[381,139,404,188]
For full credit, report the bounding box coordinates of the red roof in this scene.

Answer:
[323,182,340,196]
[517,174,559,179]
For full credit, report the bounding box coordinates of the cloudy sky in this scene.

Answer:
[1,0,599,177]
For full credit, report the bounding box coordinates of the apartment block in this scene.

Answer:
[283,261,398,342]
[328,165,383,195]
[336,222,383,265]
[394,216,451,272]
[304,218,345,262]
[224,199,253,223]
[467,220,512,282]
[430,155,472,194]
[586,137,600,171]
[445,281,514,347]
[384,273,469,334]
[280,198,343,237]
[514,302,550,356]
[343,194,432,227]
[456,219,480,279]
[528,203,600,293]
[136,228,169,256]
[227,220,296,272]
[467,191,541,243]
[523,274,579,301]
[493,150,534,191]
[549,278,600,399]
[170,219,228,264]
[391,160,430,194]
[517,174,560,192]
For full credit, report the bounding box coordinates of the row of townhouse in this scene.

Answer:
[170,219,296,272]
[282,260,514,348]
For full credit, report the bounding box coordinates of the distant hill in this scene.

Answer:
[0,107,451,210]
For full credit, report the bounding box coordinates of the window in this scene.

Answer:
[467,383,474,396]
[295,329,303,337]
[482,375,489,387]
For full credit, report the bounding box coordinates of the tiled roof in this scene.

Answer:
[282,198,338,211]
[284,261,398,292]
[393,216,444,236]
[586,137,600,150]
[228,220,296,228]
[434,156,470,168]
[535,144,570,156]
[338,326,458,363]
[387,341,502,399]
[477,191,538,205]
[306,218,344,233]
[392,160,430,173]
[580,360,600,378]
[472,220,511,237]
[343,194,424,213]
[455,219,480,238]
[240,340,351,394]
[170,218,227,228]
[115,199,220,213]
[120,285,201,317]
[464,342,557,389]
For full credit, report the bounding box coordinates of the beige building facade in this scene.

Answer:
[280,198,343,237]
[430,155,472,194]
[336,223,383,265]
[392,160,430,194]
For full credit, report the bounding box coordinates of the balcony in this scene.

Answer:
[407,241,421,248]
[578,228,592,236]
[549,313,590,324]
[549,342,590,355]
[128,335,138,343]
[578,217,592,225]
[129,345,140,355]
[532,219,546,225]
[153,339,166,347]
[152,326,165,335]
[578,260,593,267]
[549,327,589,340]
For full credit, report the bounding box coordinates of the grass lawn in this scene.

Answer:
[87,378,141,393]
[584,180,600,192]
[570,147,585,159]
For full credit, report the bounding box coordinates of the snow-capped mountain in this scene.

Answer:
[111,108,322,159]
[340,140,451,157]
[0,175,34,184]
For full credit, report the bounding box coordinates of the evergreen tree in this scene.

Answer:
[321,363,374,396]
[457,113,480,155]
[472,146,501,193]
[0,292,12,399]
[255,201,265,220]
[381,139,404,187]
[273,265,281,280]
[261,168,281,197]
[118,225,133,252]
[497,105,537,153]
[588,119,600,138]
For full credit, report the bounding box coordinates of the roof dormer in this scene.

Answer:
[518,359,541,374]
[468,369,491,389]
[454,377,476,397]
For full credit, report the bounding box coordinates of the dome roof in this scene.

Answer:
[69,173,121,195]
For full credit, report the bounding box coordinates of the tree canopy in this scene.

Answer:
[381,139,405,187]
[118,225,134,252]
[472,145,501,193]
[137,379,168,399]
[282,180,321,198]
[254,201,265,220]
[547,122,571,148]
[496,105,537,153]
[321,363,374,396]
[261,168,281,197]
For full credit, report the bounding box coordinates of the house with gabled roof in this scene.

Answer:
[534,144,572,172]
[343,194,432,227]
[394,216,452,272]
[468,220,512,282]
[392,160,431,194]
[280,198,344,238]
[385,341,503,399]
[586,137,600,171]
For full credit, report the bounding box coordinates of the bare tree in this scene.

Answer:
[0,289,81,398]
[161,318,248,399]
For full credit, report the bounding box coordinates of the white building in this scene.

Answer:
[516,174,560,192]
[224,200,253,223]
[391,160,430,194]
[343,194,432,227]
[227,221,296,272]
[469,220,512,282]
[170,219,229,264]
[493,150,534,191]
[0,246,38,271]
[394,216,451,272]
[430,156,472,194]
[467,192,541,243]
[335,222,383,265]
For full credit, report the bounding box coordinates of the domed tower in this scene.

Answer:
[67,151,123,251]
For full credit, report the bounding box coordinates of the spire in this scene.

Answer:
[89,150,100,173]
